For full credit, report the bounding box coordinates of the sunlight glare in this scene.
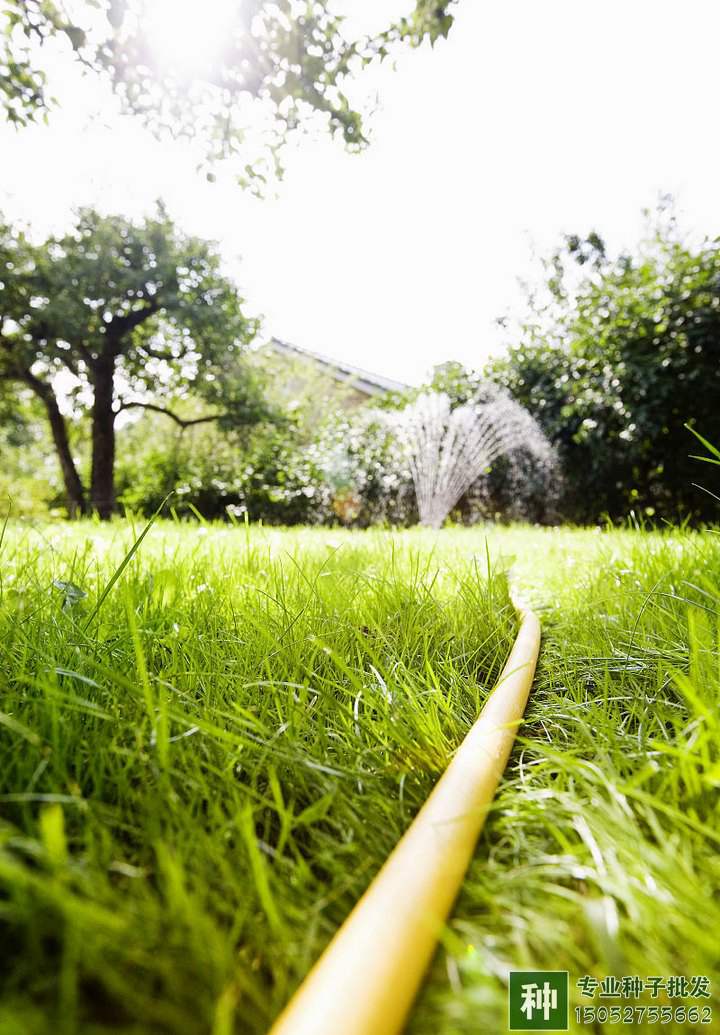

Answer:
[144,0,239,74]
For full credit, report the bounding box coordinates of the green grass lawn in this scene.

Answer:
[1,521,719,1034]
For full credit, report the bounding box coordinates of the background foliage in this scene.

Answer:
[1,0,459,186]
[487,211,720,522]
[2,204,718,526]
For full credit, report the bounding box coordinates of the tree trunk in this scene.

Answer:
[24,373,88,517]
[90,358,116,520]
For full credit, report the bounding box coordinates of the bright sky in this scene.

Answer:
[3,0,720,385]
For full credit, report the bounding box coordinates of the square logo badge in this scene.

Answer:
[508,971,569,1031]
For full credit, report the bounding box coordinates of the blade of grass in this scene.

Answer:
[82,494,171,630]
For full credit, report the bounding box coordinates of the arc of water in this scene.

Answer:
[395,390,554,528]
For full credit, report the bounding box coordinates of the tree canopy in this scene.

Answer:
[2,1,458,185]
[0,206,265,517]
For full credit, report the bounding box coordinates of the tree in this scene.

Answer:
[2,1,458,185]
[488,212,720,522]
[0,206,264,518]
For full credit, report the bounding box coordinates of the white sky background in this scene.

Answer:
[2,0,720,385]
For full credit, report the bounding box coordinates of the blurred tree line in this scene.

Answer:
[2,204,719,525]
[486,206,720,523]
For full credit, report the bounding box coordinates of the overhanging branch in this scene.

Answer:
[115,400,222,428]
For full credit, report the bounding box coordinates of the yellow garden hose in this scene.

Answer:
[269,600,541,1035]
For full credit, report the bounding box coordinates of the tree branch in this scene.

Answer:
[106,299,161,355]
[115,400,223,428]
[136,342,177,362]
[20,365,54,400]
[66,338,94,368]
[0,335,26,380]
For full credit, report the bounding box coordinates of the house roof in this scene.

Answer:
[267,338,408,398]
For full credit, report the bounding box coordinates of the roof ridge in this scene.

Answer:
[267,337,409,395]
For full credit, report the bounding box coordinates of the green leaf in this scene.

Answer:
[52,579,87,611]
[40,804,68,867]
[686,423,720,463]
[63,25,86,51]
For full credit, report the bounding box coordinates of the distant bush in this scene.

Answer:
[310,411,417,527]
[115,417,323,524]
[113,405,416,526]
[0,415,65,518]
